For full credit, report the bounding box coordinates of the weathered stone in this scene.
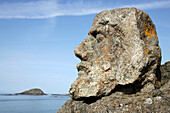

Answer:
[69,7,161,100]
[57,79,170,113]
[57,7,169,113]
[58,61,170,113]
[156,96,162,101]
[160,61,170,86]
[144,98,152,104]
[58,67,170,113]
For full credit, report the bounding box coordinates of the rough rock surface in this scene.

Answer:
[16,88,46,95]
[58,62,170,113]
[57,8,169,113]
[69,7,161,100]
[160,61,170,86]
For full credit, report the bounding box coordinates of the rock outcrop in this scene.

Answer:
[70,7,161,100]
[57,8,169,113]
[57,62,170,113]
[16,88,46,95]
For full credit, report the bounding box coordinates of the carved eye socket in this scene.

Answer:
[90,30,98,38]
[99,20,109,25]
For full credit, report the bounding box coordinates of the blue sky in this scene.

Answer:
[0,0,169,94]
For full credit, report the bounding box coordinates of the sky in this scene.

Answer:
[0,0,169,94]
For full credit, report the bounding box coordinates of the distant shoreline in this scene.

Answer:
[0,93,70,97]
[51,94,70,97]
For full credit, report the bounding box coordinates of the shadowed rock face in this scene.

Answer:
[57,62,170,113]
[58,81,170,113]
[69,8,161,100]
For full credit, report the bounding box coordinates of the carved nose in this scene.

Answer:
[74,47,88,61]
[74,48,82,60]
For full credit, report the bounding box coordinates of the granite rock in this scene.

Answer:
[70,7,161,100]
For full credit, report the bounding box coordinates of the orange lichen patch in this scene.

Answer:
[84,81,89,85]
[145,49,149,55]
[77,79,82,84]
[146,44,151,46]
[151,28,158,39]
[145,30,152,38]
[158,81,161,85]
[144,23,158,39]
[106,55,110,59]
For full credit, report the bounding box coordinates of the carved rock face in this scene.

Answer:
[69,8,161,100]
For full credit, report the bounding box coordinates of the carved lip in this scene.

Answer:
[77,62,91,76]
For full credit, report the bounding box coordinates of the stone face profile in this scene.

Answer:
[69,7,161,100]
[57,8,170,113]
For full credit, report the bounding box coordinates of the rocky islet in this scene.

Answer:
[15,88,46,95]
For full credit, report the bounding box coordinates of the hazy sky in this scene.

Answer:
[0,0,169,94]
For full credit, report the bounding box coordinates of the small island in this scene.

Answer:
[15,88,46,95]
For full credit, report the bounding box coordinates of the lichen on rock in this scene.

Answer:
[57,62,170,113]
[57,7,169,113]
[69,7,161,100]
[160,61,170,86]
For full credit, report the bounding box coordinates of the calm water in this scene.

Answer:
[0,95,70,113]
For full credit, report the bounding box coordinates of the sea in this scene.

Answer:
[0,95,70,113]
